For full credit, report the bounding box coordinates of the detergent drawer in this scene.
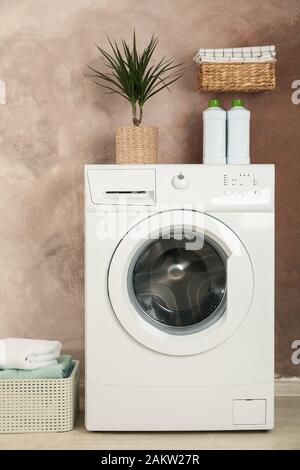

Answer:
[87,168,156,205]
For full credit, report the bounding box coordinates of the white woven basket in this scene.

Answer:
[0,360,79,433]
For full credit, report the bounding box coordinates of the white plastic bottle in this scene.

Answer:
[227,99,250,164]
[203,99,226,165]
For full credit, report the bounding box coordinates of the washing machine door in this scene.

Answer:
[108,210,253,356]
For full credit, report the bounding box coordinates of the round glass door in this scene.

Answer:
[129,231,227,334]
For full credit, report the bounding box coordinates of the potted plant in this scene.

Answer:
[87,32,184,164]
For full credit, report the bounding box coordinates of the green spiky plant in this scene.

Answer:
[87,32,184,126]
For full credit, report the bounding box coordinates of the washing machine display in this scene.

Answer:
[130,231,227,333]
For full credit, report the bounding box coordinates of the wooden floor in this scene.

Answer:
[0,397,299,450]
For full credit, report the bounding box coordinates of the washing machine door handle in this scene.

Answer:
[227,248,254,321]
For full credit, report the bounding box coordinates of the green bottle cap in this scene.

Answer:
[232,99,244,107]
[208,99,221,107]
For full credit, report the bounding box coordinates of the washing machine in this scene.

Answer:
[85,164,274,431]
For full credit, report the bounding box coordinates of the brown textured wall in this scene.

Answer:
[0,0,299,377]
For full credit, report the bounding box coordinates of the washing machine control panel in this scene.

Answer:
[223,170,260,196]
[85,165,274,213]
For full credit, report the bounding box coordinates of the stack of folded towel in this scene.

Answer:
[193,45,276,64]
[0,338,74,379]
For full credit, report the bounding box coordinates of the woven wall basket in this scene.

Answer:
[115,126,158,164]
[198,61,276,92]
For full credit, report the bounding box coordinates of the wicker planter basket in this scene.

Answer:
[115,126,158,164]
[0,361,79,433]
[198,61,276,92]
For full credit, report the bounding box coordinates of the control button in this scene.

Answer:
[172,173,188,189]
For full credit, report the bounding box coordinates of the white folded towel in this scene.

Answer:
[199,56,275,63]
[0,338,62,370]
[193,45,276,64]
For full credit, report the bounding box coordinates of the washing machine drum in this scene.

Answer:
[132,234,226,332]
